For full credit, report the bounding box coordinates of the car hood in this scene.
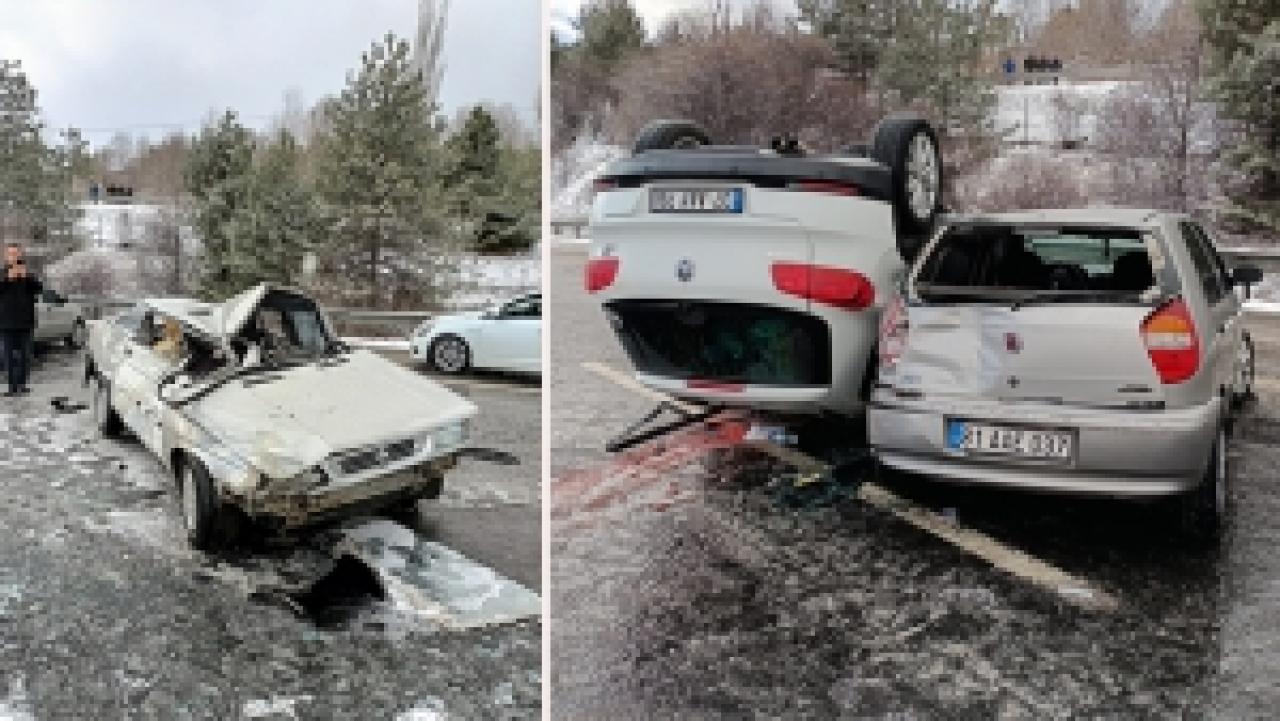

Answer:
[183,349,477,478]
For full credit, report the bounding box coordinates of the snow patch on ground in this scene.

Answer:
[242,695,312,719]
[395,699,448,721]
[551,134,625,221]
[0,676,35,721]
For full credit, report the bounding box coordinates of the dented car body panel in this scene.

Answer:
[87,283,477,530]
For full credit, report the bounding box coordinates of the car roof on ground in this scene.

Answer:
[947,208,1172,228]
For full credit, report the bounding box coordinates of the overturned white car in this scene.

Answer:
[84,283,477,550]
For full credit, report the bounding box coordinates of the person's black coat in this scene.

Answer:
[0,273,43,331]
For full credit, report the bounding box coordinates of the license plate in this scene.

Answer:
[945,420,1073,461]
[649,188,743,213]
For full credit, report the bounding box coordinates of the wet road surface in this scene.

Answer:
[550,242,1280,719]
[0,346,541,720]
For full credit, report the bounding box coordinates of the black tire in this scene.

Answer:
[870,114,944,257]
[177,456,223,551]
[90,375,123,438]
[632,120,711,155]
[1178,425,1228,544]
[429,334,471,374]
[1232,332,1255,409]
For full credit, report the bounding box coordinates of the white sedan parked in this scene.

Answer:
[409,293,541,375]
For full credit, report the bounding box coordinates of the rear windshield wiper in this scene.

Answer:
[1007,290,1148,310]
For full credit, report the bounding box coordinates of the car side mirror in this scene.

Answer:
[1233,265,1263,286]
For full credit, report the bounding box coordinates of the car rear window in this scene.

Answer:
[604,300,831,386]
[914,224,1165,300]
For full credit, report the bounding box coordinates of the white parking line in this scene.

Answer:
[579,361,1119,612]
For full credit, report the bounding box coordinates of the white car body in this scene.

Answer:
[34,288,86,345]
[86,283,477,541]
[409,293,541,375]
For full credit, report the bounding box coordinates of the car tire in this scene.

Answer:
[90,375,123,438]
[632,120,711,155]
[870,114,944,257]
[1232,331,1255,409]
[66,320,86,350]
[429,335,471,374]
[177,456,223,551]
[1178,425,1228,544]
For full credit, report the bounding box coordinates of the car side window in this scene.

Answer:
[1192,223,1233,298]
[501,296,541,318]
[1179,222,1225,305]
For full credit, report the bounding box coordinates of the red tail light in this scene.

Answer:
[686,379,744,393]
[592,177,618,194]
[585,256,619,293]
[790,179,861,196]
[878,295,909,372]
[1141,297,1199,384]
[770,262,875,310]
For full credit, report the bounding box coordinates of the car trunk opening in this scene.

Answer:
[606,300,831,386]
[892,223,1175,407]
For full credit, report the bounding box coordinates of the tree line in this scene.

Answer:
[1,30,539,309]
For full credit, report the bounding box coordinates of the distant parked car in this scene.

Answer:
[409,292,541,375]
[869,209,1261,539]
[85,283,477,550]
[587,114,943,416]
[35,288,87,348]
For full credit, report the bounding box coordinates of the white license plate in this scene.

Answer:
[946,420,1073,461]
[649,188,743,213]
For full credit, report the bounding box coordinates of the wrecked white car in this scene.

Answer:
[84,283,477,550]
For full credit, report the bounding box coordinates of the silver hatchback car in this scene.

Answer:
[868,209,1261,538]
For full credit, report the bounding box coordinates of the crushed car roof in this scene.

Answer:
[140,283,320,341]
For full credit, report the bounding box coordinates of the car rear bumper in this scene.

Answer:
[868,393,1221,497]
[636,372,837,412]
[245,454,457,530]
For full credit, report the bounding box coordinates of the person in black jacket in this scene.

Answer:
[0,243,43,396]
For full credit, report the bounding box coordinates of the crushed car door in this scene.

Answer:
[1182,222,1240,397]
[113,312,180,455]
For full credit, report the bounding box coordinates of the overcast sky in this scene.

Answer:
[550,0,798,39]
[0,0,539,146]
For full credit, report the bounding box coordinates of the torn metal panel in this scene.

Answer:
[337,519,541,628]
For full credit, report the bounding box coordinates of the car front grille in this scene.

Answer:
[334,437,419,476]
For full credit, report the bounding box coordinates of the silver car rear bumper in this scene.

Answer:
[868,393,1222,497]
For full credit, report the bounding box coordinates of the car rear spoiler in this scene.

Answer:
[599,149,894,204]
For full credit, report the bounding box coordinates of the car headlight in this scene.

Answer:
[426,420,468,453]
[277,464,329,492]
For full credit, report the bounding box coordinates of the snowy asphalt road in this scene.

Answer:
[0,346,541,720]
[550,243,1280,719]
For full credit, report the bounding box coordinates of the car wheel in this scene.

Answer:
[1233,331,1255,409]
[90,375,123,438]
[871,114,944,258]
[1179,425,1228,544]
[632,119,711,155]
[177,456,223,551]
[430,335,471,374]
[66,320,86,350]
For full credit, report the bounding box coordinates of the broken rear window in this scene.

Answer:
[914,224,1166,301]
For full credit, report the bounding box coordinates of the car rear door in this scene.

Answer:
[486,296,541,372]
[1178,221,1238,399]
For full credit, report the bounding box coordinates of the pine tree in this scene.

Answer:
[0,59,84,256]
[227,129,320,289]
[574,0,646,72]
[314,34,446,308]
[185,110,255,298]
[1197,1,1280,235]
[445,105,535,254]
